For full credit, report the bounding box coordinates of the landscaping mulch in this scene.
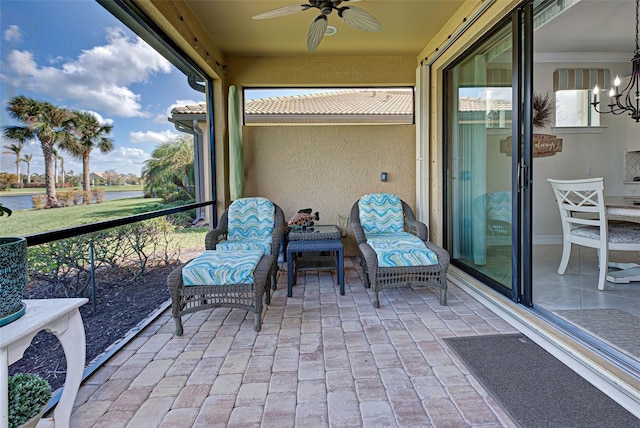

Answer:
[8,262,176,392]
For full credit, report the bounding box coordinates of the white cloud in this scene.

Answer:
[90,147,151,176]
[4,25,21,42]
[4,27,172,118]
[130,130,179,145]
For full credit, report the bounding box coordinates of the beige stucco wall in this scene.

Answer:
[226,55,418,255]
[242,125,416,255]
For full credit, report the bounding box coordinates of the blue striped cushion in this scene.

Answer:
[221,197,275,255]
[358,193,404,235]
[366,232,438,268]
[216,239,271,255]
[182,250,263,286]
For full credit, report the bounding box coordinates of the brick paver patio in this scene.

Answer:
[70,257,519,427]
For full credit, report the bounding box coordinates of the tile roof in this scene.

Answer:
[170,91,511,123]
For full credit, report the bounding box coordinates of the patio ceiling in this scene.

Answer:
[178,0,637,58]
[182,0,466,57]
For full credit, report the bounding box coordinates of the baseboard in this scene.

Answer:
[533,234,562,245]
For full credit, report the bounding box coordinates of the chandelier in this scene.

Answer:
[591,0,640,123]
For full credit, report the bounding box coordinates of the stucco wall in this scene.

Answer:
[242,125,416,255]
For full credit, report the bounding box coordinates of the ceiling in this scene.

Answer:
[182,0,637,58]
[534,0,636,55]
[185,0,465,57]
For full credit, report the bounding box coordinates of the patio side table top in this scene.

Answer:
[288,224,341,241]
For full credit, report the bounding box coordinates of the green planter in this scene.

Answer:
[0,237,28,326]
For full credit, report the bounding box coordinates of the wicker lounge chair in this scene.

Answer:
[350,193,450,307]
[167,197,285,333]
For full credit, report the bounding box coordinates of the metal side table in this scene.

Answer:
[287,225,344,297]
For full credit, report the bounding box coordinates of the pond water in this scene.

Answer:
[0,191,145,211]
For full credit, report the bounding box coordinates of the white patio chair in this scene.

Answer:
[548,177,640,290]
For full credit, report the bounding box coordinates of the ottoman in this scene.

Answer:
[167,250,275,333]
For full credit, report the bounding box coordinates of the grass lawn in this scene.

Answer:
[2,196,170,236]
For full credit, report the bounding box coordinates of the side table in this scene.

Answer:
[287,225,344,297]
[1,298,88,428]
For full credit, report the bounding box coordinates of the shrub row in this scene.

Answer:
[31,189,105,209]
[25,216,181,298]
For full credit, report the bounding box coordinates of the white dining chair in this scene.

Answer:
[548,177,640,290]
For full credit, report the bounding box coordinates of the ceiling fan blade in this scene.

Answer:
[338,5,382,32]
[307,15,328,52]
[252,4,309,20]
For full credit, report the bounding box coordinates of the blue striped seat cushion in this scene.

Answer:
[366,232,438,268]
[182,250,263,285]
[358,193,405,235]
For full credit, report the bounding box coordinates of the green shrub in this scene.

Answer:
[8,373,52,428]
[31,195,46,209]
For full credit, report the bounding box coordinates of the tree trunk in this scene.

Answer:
[83,154,90,192]
[43,146,57,207]
[27,163,31,183]
[15,159,21,184]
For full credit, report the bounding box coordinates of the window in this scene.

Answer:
[243,87,414,125]
[555,89,600,127]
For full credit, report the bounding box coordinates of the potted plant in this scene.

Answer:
[8,373,52,428]
[0,203,28,326]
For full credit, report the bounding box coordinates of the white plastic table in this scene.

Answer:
[0,298,87,428]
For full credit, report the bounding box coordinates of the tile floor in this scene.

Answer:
[69,257,521,428]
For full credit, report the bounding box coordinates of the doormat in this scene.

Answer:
[555,309,640,359]
[444,334,638,427]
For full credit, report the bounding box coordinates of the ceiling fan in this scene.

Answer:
[252,0,382,52]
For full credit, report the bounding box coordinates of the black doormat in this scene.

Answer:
[444,334,639,428]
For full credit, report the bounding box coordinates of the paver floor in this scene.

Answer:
[70,257,519,427]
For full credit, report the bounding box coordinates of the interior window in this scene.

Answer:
[555,89,600,127]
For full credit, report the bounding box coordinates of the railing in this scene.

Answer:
[15,200,215,414]
[24,200,215,246]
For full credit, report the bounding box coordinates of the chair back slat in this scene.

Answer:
[548,177,607,242]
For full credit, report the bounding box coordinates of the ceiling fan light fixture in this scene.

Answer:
[325,25,338,36]
[253,0,381,51]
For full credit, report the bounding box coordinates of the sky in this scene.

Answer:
[0,1,205,177]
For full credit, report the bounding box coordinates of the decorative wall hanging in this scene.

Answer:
[500,134,563,158]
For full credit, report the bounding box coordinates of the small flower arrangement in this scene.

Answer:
[8,373,52,428]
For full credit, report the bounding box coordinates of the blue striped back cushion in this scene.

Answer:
[227,197,275,241]
[358,193,404,235]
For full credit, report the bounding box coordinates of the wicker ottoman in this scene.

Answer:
[167,252,275,333]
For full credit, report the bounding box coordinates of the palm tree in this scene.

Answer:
[3,127,33,184]
[65,111,114,192]
[5,96,74,207]
[2,142,24,184]
[58,154,65,184]
[142,136,194,200]
[52,148,59,185]
[22,154,33,183]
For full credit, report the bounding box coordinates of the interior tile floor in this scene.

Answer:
[533,244,640,362]
[69,257,521,428]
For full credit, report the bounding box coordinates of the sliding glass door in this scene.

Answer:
[444,3,533,300]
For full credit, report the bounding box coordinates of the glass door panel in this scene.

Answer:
[445,23,514,290]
